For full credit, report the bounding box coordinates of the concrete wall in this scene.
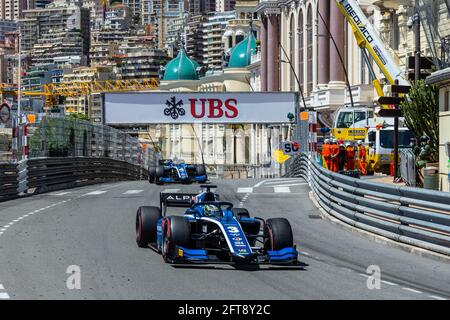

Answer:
[438,86,450,191]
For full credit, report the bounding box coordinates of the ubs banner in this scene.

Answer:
[104,92,297,124]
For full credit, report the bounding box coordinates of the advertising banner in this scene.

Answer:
[104,92,297,124]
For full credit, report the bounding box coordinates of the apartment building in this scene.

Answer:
[216,0,235,12]
[185,14,207,68]
[31,30,88,67]
[165,12,188,56]
[188,0,215,15]
[0,0,31,20]
[63,66,115,120]
[203,11,235,71]
[141,0,186,48]
[20,1,90,68]
[104,4,132,30]
[114,42,167,79]
[123,0,141,17]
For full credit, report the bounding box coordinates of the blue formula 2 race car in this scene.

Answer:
[135,185,298,266]
[148,159,207,185]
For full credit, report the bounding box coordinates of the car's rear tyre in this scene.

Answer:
[264,218,293,251]
[162,216,191,263]
[148,166,156,183]
[136,206,162,248]
[155,166,165,185]
[232,208,250,219]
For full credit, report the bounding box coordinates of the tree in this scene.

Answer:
[66,113,90,122]
[399,80,439,163]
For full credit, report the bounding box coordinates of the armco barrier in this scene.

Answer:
[286,154,450,256]
[0,157,148,202]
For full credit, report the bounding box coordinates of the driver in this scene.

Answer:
[203,204,221,218]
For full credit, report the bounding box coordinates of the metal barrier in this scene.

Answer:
[286,154,450,256]
[0,157,148,202]
[400,149,416,187]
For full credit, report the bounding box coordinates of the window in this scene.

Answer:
[298,10,304,89]
[336,111,353,128]
[289,14,296,91]
[354,111,366,123]
[445,90,450,112]
[380,130,414,148]
[306,6,313,93]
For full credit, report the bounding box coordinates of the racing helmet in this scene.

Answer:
[324,138,330,144]
[204,204,220,217]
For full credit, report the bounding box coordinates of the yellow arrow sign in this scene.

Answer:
[273,148,291,164]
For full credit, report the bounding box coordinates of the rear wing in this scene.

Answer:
[160,192,197,209]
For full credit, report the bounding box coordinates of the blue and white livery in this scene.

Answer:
[135,185,298,266]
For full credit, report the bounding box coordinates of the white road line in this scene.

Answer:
[269,183,308,188]
[161,189,180,193]
[429,295,447,300]
[83,190,107,196]
[50,191,71,196]
[263,180,302,185]
[253,180,267,188]
[0,292,10,299]
[300,251,310,256]
[123,190,144,195]
[402,287,422,294]
[237,187,253,193]
[274,186,291,193]
[381,280,398,286]
[359,273,370,278]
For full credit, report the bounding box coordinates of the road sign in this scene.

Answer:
[0,103,11,123]
[387,84,411,94]
[378,109,403,117]
[280,141,300,155]
[377,96,405,105]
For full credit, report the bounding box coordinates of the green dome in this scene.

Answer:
[228,33,257,68]
[163,49,199,81]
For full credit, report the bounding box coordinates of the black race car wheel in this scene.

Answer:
[136,206,162,248]
[264,218,293,251]
[148,166,156,183]
[232,208,250,219]
[162,216,191,263]
[155,166,165,185]
[196,164,206,176]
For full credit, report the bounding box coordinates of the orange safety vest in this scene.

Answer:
[330,144,340,157]
[346,146,355,159]
[358,145,366,160]
[322,143,331,157]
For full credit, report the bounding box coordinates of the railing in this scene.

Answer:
[286,154,450,256]
[0,157,148,202]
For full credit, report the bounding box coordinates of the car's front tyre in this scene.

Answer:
[264,218,293,251]
[161,216,191,263]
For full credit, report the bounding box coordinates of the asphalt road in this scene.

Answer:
[0,178,449,300]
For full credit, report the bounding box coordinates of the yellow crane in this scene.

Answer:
[0,77,160,112]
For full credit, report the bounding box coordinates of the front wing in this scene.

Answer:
[173,245,298,265]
